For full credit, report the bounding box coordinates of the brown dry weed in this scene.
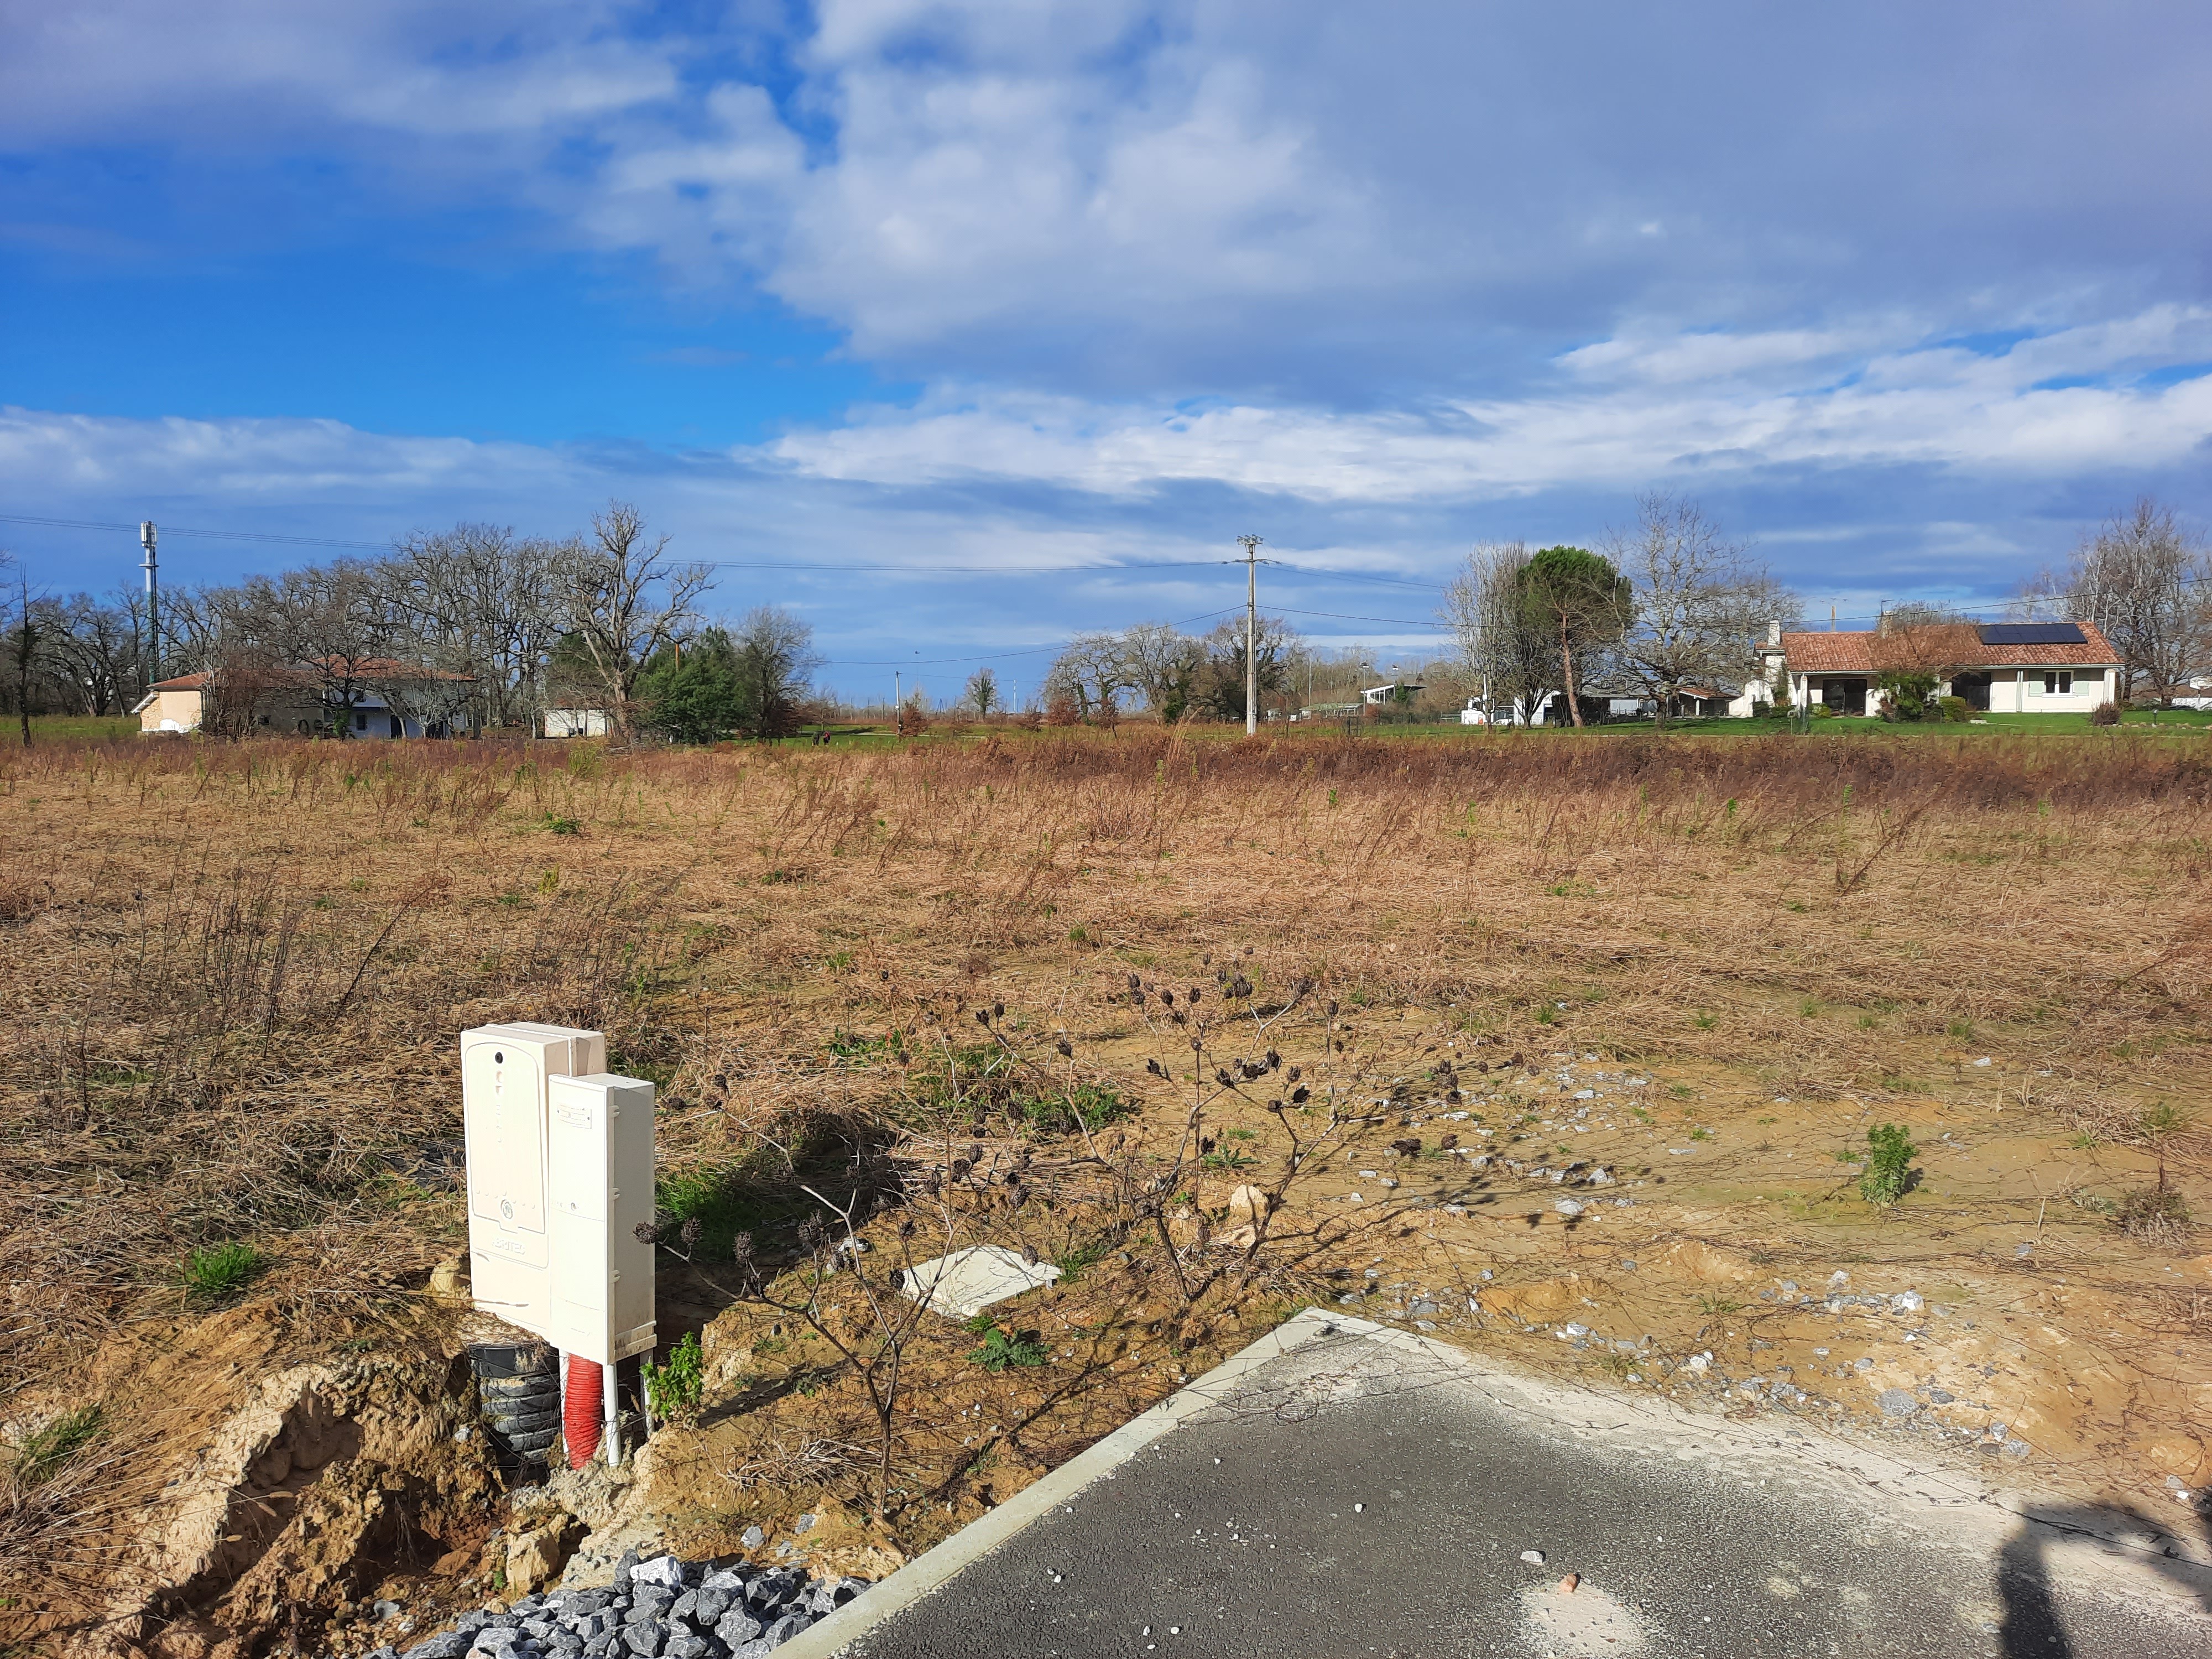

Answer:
[4,726,2210,1648]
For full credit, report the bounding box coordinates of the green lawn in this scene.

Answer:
[2,716,142,747]
[9,705,2205,754]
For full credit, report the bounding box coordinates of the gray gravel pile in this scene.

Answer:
[382,1552,870,1659]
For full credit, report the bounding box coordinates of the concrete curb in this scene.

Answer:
[774,1307,1392,1658]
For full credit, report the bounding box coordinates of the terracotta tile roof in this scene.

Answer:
[1781,622,2118,674]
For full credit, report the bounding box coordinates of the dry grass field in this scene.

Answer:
[4,726,2210,1657]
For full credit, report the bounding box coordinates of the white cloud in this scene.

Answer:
[0,1,677,145]
[764,310,2212,502]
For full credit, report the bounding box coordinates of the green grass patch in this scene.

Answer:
[12,1404,103,1485]
[828,1028,908,1064]
[656,1164,780,1259]
[967,1325,1051,1372]
[177,1241,267,1306]
[1014,1081,1137,1136]
[1055,1236,1120,1284]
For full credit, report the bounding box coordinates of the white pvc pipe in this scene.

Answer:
[603,1359,622,1467]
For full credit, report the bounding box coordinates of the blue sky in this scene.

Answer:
[4,0,2210,700]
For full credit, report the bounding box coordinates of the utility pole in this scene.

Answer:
[1238,533,1263,735]
[139,521,160,685]
[894,670,901,735]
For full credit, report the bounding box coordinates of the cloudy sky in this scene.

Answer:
[4,0,2210,697]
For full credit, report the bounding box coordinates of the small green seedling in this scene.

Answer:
[1859,1124,1917,1206]
[643,1330,705,1426]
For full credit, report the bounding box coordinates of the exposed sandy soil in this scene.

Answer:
[3,728,2209,1656]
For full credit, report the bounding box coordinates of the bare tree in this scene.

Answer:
[1195,616,1295,721]
[1603,494,1796,724]
[243,561,393,737]
[382,523,567,732]
[1118,621,1203,718]
[2057,499,2209,704]
[43,592,151,716]
[1869,606,1978,720]
[3,556,32,747]
[552,503,713,737]
[1441,541,1557,724]
[729,604,822,738]
[1042,632,1136,721]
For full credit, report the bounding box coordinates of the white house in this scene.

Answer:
[1747,620,2121,717]
[1361,681,1427,706]
[134,660,475,737]
[542,708,613,738]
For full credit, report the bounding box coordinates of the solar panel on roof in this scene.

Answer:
[1978,623,2085,646]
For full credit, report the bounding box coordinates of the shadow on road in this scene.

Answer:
[1997,1501,2211,1657]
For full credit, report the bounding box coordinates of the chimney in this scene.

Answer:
[1766,619,1781,648]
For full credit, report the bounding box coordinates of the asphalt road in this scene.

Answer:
[832,1324,2212,1659]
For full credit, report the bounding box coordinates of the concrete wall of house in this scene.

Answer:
[1986,667,2114,713]
[142,688,460,738]
[139,688,205,734]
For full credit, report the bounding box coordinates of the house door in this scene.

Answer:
[1823,679,1867,716]
[1952,672,1992,712]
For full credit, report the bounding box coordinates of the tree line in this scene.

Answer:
[3,490,2200,742]
[1442,493,1797,727]
[0,504,823,743]
[1040,615,1303,724]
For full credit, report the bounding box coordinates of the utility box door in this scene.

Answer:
[544,1073,657,1365]
[466,1041,546,1240]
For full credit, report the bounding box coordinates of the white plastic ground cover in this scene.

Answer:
[894,1245,1062,1319]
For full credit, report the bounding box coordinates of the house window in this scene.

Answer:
[354,712,368,731]
[2042,671,2073,695]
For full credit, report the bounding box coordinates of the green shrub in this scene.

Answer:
[13,1404,103,1485]
[178,1241,267,1306]
[1936,696,1970,723]
[1874,670,1942,722]
[643,1331,705,1425]
[1811,703,1839,721]
[967,1326,1050,1372]
[1859,1124,1917,1206]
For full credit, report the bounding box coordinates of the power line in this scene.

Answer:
[0,512,389,552]
[0,515,1445,587]
[822,605,1243,669]
[702,557,1250,575]
[1276,604,1452,629]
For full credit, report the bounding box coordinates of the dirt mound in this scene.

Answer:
[12,1310,507,1659]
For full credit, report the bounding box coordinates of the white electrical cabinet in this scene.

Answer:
[544,1074,658,1364]
[461,1024,654,1364]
